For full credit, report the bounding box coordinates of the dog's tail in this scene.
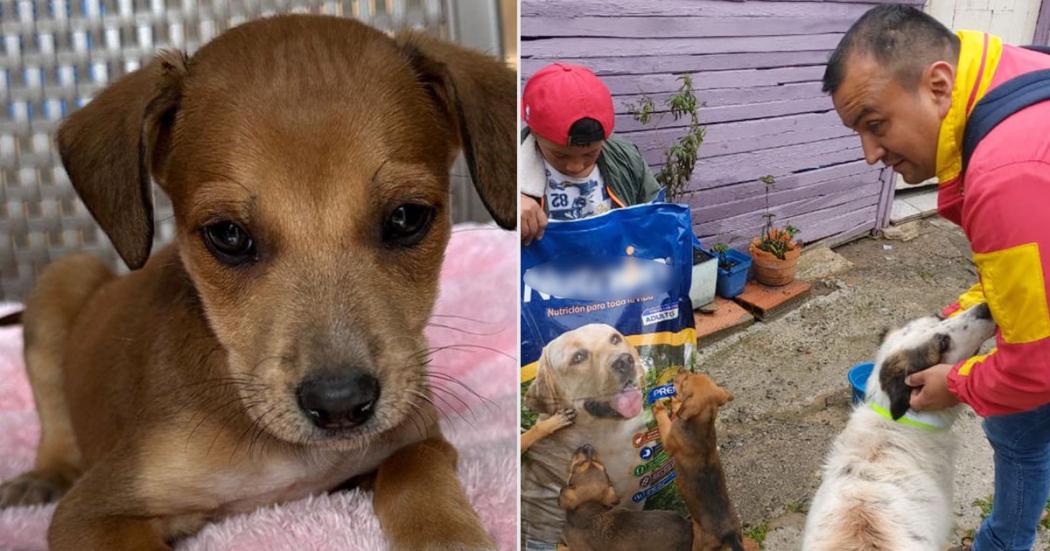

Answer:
[0,310,22,326]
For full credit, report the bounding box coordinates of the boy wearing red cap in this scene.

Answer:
[520,62,662,244]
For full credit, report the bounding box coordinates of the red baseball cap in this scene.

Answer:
[521,63,615,146]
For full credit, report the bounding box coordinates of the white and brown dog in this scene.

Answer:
[803,303,996,551]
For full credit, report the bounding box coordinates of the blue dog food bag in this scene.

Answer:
[520,203,698,545]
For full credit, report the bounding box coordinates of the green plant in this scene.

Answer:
[628,76,706,201]
[754,175,800,260]
[786,498,808,514]
[973,495,993,519]
[757,225,800,260]
[744,521,769,548]
[520,381,538,430]
[626,96,655,125]
[712,242,735,270]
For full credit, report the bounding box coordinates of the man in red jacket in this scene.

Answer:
[825,5,1050,550]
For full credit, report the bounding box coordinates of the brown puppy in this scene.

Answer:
[558,444,693,551]
[654,373,756,551]
[0,15,513,551]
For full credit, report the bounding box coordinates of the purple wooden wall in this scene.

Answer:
[522,0,923,249]
[1036,0,1050,46]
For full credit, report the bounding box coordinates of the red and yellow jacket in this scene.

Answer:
[938,31,1050,417]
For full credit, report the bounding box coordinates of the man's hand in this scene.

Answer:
[520,193,547,245]
[907,363,960,411]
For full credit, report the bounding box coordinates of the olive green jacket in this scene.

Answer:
[520,129,662,211]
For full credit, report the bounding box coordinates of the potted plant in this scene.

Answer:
[627,75,705,202]
[630,77,715,309]
[749,175,801,286]
[710,242,751,298]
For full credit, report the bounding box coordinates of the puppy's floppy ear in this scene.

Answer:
[56,51,187,270]
[879,351,913,420]
[395,31,515,229]
[558,485,578,510]
[716,386,734,407]
[525,349,561,415]
[935,333,952,356]
[883,333,952,420]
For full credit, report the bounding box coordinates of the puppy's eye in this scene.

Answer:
[383,204,436,246]
[202,221,256,265]
[610,334,622,345]
[571,350,588,364]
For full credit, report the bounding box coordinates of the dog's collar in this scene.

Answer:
[867,402,950,432]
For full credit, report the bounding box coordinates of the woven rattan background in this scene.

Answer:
[0,0,502,300]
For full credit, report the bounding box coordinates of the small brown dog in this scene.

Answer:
[558,444,693,551]
[0,14,513,551]
[654,373,756,551]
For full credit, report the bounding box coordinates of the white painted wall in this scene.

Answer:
[925,0,1043,46]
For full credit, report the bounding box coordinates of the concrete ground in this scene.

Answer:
[699,217,1050,550]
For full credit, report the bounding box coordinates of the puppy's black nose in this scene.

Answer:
[297,371,380,430]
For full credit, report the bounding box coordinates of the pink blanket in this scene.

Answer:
[0,225,517,551]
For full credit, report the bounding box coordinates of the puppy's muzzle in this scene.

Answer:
[611,353,635,381]
[296,370,381,430]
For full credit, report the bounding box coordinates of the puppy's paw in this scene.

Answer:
[0,471,67,507]
[653,400,667,416]
[386,517,495,551]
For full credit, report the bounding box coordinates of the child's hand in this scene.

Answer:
[536,408,576,436]
[520,194,547,245]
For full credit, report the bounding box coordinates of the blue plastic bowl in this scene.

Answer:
[848,362,875,404]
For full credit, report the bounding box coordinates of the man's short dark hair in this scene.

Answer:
[822,4,961,94]
[568,117,605,146]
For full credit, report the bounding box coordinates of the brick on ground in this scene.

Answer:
[695,297,755,346]
[733,280,812,321]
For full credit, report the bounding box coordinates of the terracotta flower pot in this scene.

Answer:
[749,238,801,286]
